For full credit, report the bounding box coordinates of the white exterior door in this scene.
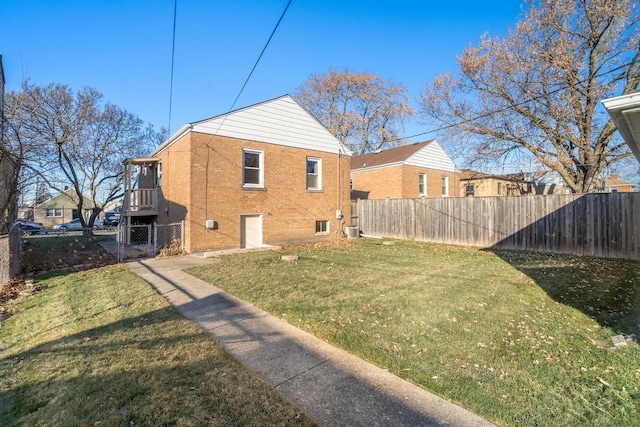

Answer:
[240,214,262,249]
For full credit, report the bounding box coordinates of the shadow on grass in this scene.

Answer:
[0,305,312,426]
[486,248,640,335]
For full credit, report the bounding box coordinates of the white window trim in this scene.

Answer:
[306,157,322,191]
[242,148,264,188]
[156,161,162,187]
[315,220,330,235]
[442,176,449,197]
[418,173,427,197]
[45,208,62,217]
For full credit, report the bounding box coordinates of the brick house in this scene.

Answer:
[460,169,529,197]
[121,95,351,253]
[350,140,460,200]
[603,174,635,193]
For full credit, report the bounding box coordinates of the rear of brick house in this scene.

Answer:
[350,140,460,200]
[122,95,351,253]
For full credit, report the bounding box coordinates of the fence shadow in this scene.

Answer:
[353,194,640,334]
[484,248,640,335]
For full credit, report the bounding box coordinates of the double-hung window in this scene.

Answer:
[156,162,162,187]
[306,157,322,191]
[418,173,426,197]
[465,184,474,197]
[243,148,264,188]
[441,176,449,197]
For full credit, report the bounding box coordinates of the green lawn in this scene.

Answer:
[188,238,640,427]
[0,265,315,427]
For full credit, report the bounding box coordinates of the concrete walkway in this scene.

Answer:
[127,254,495,427]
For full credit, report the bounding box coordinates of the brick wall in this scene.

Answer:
[157,132,351,252]
[352,165,460,199]
[350,165,404,199]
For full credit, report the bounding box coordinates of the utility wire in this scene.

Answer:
[168,0,178,135]
[397,60,636,144]
[228,0,293,112]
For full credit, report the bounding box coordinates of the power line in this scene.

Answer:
[398,60,636,143]
[228,0,293,112]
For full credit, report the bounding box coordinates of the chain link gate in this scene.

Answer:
[117,221,184,261]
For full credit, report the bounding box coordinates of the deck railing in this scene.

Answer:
[124,188,157,213]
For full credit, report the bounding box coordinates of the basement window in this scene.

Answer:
[315,220,329,235]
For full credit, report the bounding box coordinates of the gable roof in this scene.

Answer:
[603,175,633,188]
[35,188,92,209]
[152,95,351,156]
[350,140,457,173]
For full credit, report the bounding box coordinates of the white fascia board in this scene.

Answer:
[603,93,640,161]
[150,124,192,157]
[351,161,404,173]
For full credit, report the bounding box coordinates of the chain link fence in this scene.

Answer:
[21,228,118,275]
[155,222,184,256]
[15,221,184,273]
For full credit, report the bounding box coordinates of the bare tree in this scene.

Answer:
[6,81,153,229]
[295,68,415,154]
[1,88,33,233]
[419,0,640,193]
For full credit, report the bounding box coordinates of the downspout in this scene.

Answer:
[337,147,344,237]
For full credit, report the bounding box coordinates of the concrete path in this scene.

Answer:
[127,254,495,427]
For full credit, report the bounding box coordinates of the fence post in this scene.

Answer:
[116,224,121,262]
[147,221,158,254]
[181,220,185,251]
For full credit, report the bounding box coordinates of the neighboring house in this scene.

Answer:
[34,189,92,228]
[523,170,573,195]
[603,174,635,193]
[460,169,529,197]
[350,140,460,200]
[121,95,352,253]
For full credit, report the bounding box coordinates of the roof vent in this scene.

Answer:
[373,149,382,154]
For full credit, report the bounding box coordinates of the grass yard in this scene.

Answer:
[188,238,640,427]
[0,265,315,426]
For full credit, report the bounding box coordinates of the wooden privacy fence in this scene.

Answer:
[351,193,640,260]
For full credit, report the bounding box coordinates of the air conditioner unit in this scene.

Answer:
[346,226,359,239]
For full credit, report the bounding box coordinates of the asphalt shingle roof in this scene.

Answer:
[350,141,434,170]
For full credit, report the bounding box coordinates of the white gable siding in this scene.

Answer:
[190,95,348,155]
[404,140,457,172]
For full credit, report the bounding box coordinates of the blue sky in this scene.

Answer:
[1,0,524,140]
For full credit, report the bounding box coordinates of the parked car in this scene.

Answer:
[102,211,121,227]
[52,218,96,231]
[17,220,44,235]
